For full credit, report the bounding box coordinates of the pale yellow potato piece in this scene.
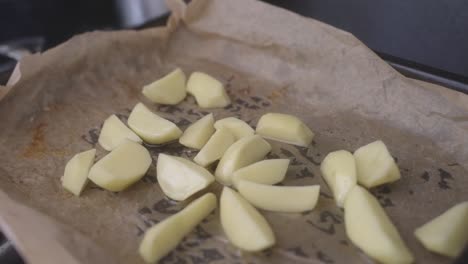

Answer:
[256,113,314,147]
[61,149,96,196]
[237,181,320,213]
[344,186,414,264]
[354,140,400,188]
[88,140,152,192]
[220,187,275,251]
[194,128,236,167]
[215,135,271,185]
[98,114,142,151]
[320,150,357,207]
[157,154,215,201]
[414,201,468,257]
[128,103,182,144]
[179,113,215,149]
[232,159,289,189]
[142,68,187,105]
[214,117,254,140]
[139,193,216,263]
[186,72,230,108]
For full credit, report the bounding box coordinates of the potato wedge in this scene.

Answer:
[256,113,314,147]
[128,103,182,144]
[98,114,142,151]
[214,117,254,140]
[354,140,400,188]
[414,201,468,257]
[320,150,357,207]
[344,186,413,264]
[179,113,215,149]
[186,72,230,108]
[61,149,96,196]
[88,140,152,192]
[157,154,215,201]
[232,159,289,189]
[215,135,271,185]
[139,193,216,263]
[142,68,187,105]
[194,128,236,167]
[237,181,320,213]
[220,187,275,251]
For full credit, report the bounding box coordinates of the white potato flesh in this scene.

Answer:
[139,193,216,263]
[186,72,230,108]
[88,140,152,192]
[98,115,142,151]
[344,186,414,264]
[354,140,400,188]
[179,113,215,149]
[194,128,236,167]
[237,181,320,213]
[214,117,254,140]
[61,149,96,196]
[215,135,271,185]
[128,103,182,144]
[157,154,215,201]
[220,187,275,251]
[256,113,314,147]
[232,159,289,189]
[414,201,468,257]
[142,68,187,105]
[320,150,357,207]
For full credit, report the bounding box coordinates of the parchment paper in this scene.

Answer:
[1,0,467,263]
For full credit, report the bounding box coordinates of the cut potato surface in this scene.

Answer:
[256,113,314,147]
[98,114,142,151]
[139,193,216,263]
[186,72,230,108]
[193,127,236,167]
[414,201,468,258]
[237,181,320,213]
[215,135,271,185]
[214,117,254,140]
[232,159,289,189]
[142,68,187,105]
[220,187,275,251]
[128,103,182,144]
[354,140,400,188]
[61,149,96,196]
[320,150,357,207]
[157,154,215,201]
[179,113,215,149]
[88,140,152,192]
[344,186,413,264]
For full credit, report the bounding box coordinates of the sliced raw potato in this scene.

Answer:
[142,68,187,105]
[414,201,468,257]
[98,114,142,151]
[179,113,215,149]
[232,159,289,189]
[186,72,230,108]
[320,150,357,207]
[214,117,254,140]
[354,140,400,188]
[193,128,236,167]
[61,149,96,196]
[215,135,271,185]
[128,103,182,144]
[256,113,314,147]
[220,187,275,251]
[139,193,216,263]
[157,154,215,201]
[237,181,320,213]
[344,186,414,264]
[88,140,151,192]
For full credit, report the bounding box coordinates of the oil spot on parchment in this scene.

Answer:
[22,122,48,158]
[81,127,100,146]
[437,168,453,190]
[286,246,309,258]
